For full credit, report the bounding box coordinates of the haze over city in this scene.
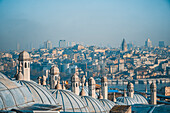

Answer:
[0,0,170,51]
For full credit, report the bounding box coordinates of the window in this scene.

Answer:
[76,83,78,87]
[25,62,27,68]
[28,63,29,68]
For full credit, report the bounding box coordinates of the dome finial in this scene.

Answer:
[80,83,86,96]
[98,88,103,99]
[55,79,62,89]
[38,76,41,85]
[16,63,23,80]
[62,81,66,90]
[42,75,46,85]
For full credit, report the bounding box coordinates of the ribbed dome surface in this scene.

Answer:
[51,89,89,112]
[0,78,34,110]
[133,94,148,104]
[116,96,138,105]
[16,80,58,105]
[99,99,116,112]
[81,96,107,113]
[0,72,9,79]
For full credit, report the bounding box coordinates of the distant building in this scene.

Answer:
[59,40,66,48]
[121,39,127,52]
[145,38,152,48]
[159,41,165,48]
[44,40,52,49]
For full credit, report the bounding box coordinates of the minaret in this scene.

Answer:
[62,81,66,90]
[18,51,31,81]
[88,77,96,98]
[127,82,134,98]
[50,66,60,89]
[101,76,108,99]
[71,73,80,95]
[150,82,157,105]
[98,89,103,99]
[16,64,23,80]
[42,75,46,85]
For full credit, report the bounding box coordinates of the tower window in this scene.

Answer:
[28,63,29,68]
[76,83,78,87]
[25,62,27,68]
[105,83,106,86]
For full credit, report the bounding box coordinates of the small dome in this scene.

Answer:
[19,51,30,61]
[88,77,95,85]
[116,96,138,105]
[101,76,107,82]
[0,78,34,110]
[99,99,116,112]
[133,94,148,104]
[16,80,58,105]
[50,66,60,75]
[50,89,89,112]
[81,96,107,113]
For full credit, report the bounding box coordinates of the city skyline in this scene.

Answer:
[0,0,170,51]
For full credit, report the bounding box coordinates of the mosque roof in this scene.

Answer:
[99,99,116,112]
[116,96,139,105]
[81,96,107,113]
[133,94,148,104]
[16,80,58,105]
[50,89,89,112]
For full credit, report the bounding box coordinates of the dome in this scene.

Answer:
[99,99,116,112]
[0,78,34,110]
[16,80,58,105]
[50,89,89,112]
[18,51,30,61]
[81,96,107,113]
[133,94,148,104]
[115,101,126,105]
[0,72,9,79]
[50,66,60,75]
[116,96,138,105]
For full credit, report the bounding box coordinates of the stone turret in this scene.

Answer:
[88,77,96,98]
[18,51,31,81]
[127,82,134,98]
[50,66,60,89]
[71,73,80,95]
[150,82,157,105]
[101,76,108,99]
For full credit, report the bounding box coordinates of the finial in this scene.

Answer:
[98,88,103,99]
[80,83,86,96]
[38,76,41,85]
[124,88,127,97]
[62,81,66,90]
[55,79,62,89]
[42,75,46,85]
[17,64,23,80]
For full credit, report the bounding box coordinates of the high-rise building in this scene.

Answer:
[44,40,52,49]
[145,38,152,48]
[121,38,127,52]
[159,41,165,48]
[59,40,66,48]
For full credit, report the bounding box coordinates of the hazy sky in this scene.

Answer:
[0,0,170,51]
